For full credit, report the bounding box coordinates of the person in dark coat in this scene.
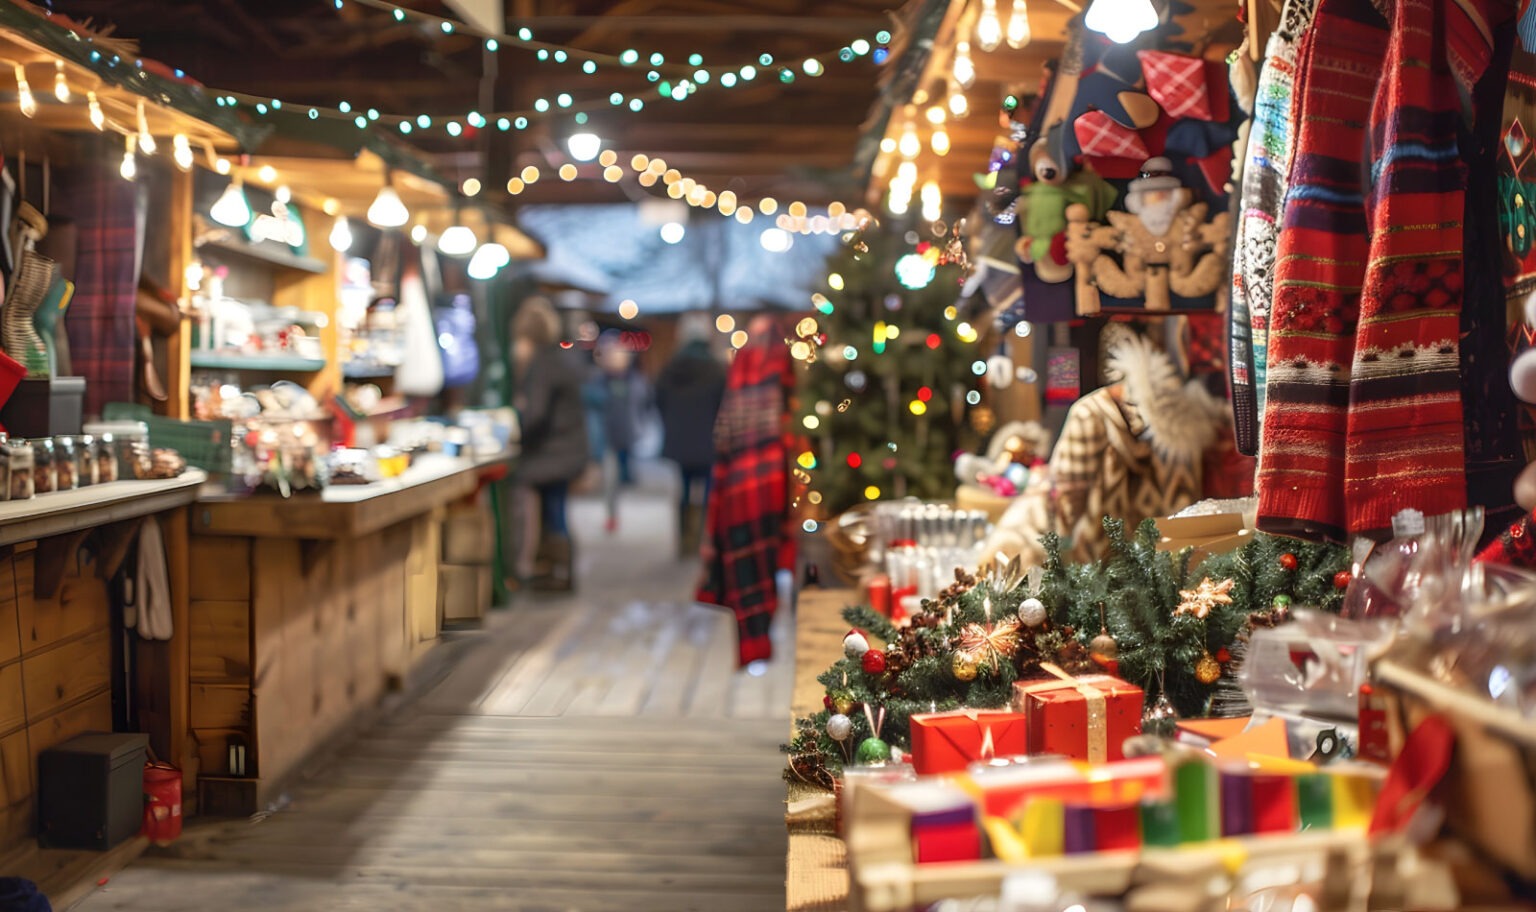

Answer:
[511,297,589,591]
[656,313,726,556]
[589,330,649,532]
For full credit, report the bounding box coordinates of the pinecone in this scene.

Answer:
[938,567,978,603]
[885,644,912,675]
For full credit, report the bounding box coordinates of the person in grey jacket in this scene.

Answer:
[656,313,725,555]
[511,298,589,590]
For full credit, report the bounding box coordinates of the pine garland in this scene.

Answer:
[784,520,1350,778]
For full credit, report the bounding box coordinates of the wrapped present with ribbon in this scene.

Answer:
[1136,50,1231,122]
[1013,664,1144,763]
[908,709,1028,776]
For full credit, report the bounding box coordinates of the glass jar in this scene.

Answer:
[6,440,33,500]
[76,434,97,487]
[52,436,79,491]
[127,439,153,480]
[95,433,120,483]
[31,438,55,494]
[0,432,9,501]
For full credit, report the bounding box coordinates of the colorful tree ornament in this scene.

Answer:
[1279,552,1299,571]
[843,629,870,658]
[951,652,979,681]
[861,649,887,675]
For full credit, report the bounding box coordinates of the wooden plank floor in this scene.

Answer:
[72,468,795,912]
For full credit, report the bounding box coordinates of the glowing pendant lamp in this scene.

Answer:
[210,177,252,227]
[367,169,410,228]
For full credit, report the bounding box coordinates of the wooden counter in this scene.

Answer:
[0,474,206,866]
[184,455,506,816]
[787,587,856,912]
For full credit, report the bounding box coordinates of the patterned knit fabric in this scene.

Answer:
[1228,0,1319,456]
[1257,0,1386,543]
[1259,0,1504,541]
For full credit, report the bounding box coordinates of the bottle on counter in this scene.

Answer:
[52,436,79,491]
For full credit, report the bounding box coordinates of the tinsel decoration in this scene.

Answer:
[956,618,1022,672]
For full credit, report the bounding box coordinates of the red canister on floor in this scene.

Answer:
[141,762,183,844]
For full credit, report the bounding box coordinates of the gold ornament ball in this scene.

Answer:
[1195,652,1222,685]
[832,695,855,716]
[951,652,979,682]
[970,406,996,435]
[1089,632,1118,660]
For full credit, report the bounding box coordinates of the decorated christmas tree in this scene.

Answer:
[794,225,982,517]
[785,520,1350,781]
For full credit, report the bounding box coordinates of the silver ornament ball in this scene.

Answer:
[826,713,853,742]
[1018,597,1047,627]
[1140,693,1179,738]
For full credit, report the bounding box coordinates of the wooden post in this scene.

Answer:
[163,166,194,419]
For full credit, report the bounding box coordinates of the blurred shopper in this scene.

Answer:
[656,313,726,557]
[590,329,649,532]
[510,298,589,591]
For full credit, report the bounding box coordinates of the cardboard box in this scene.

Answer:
[440,562,490,622]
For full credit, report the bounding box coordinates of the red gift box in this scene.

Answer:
[1013,668,1144,763]
[909,710,1029,776]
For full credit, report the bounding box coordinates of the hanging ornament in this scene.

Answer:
[1089,602,1117,658]
[951,652,979,681]
[1334,570,1352,590]
[1195,650,1223,685]
[831,690,856,716]
[856,737,892,764]
[1279,552,1299,571]
[1017,597,1047,628]
[1215,647,1231,664]
[1141,693,1179,737]
[861,649,887,675]
[957,617,1022,671]
[1271,593,1292,623]
[1174,577,1236,619]
[844,629,870,659]
[986,354,1015,389]
[826,713,853,742]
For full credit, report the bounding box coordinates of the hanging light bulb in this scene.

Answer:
[1007,0,1033,48]
[1085,0,1158,43]
[329,216,354,253]
[52,61,69,103]
[888,179,913,216]
[977,0,1003,51]
[14,65,35,118]
[897,160,918,183]
[367,169,409,228]
[921,181,943,222]
[119,135,136,181]
[898,121,920,159]
[87,90,103,130]
[953,41,975,90]
[210,176,250,226]
[136,100,156,155]
[438,210,478,257]
[172,134,193,171]
[949,89,969,118]
[410,223,429,245]
[566,132,602,162]
[275,185,291,204]
[467,243,507,280]
[925,105,946,125]
[931,127,950,156]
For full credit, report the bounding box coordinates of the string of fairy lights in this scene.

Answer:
[198,0,898,137]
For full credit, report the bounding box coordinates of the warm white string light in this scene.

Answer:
[52,60,68,102]
[87,90,104,129]
[898,121,920,159]
[1007,0,1033,48]
[119,134,137,181]
[172,133,194,171]
[921,180,943,222]
[952,41,975,90]
[14,64,35,118]
[931,127,950,156]
[948,88,969,118]
[135,100,156,155]
[977,0,1003,51]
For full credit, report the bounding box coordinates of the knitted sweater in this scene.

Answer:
[1257,0,1506,542]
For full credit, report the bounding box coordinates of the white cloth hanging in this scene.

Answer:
[133,518,172,640]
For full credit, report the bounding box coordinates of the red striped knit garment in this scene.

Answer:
[1260,0,1507,541]
[1258,0,1385,543]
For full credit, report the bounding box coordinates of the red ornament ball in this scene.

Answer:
[1279,552,1298,571]
[1215,647,1231,664]
[1333,570,1352,589]
[823,694,833,710]
[861,649,887,675]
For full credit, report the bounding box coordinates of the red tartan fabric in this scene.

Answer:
[1139,51,1221,121]
[1074,111,1149,161]
[696,331,793,666]
[60,159,140,417]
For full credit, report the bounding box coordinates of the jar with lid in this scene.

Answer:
[6,440,33,500]
[31,438,55,494]
[76,434,98,486]
[92,433,119,483]
[52,436,79,491]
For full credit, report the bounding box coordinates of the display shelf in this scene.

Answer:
[188,351,328,372]
[0,470,209,547]
[341,362,397,379]
[194,454,511,539]
[194,237,329,274]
